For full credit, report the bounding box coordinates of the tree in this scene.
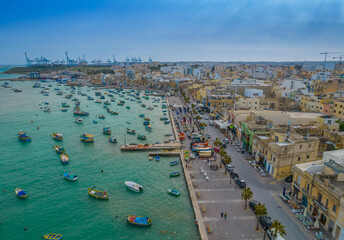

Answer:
[254,203,267,230]
[270,220,286,240]
[199,122,207,134]
[214,138,222,161]
[219,148,226,162]
[241,187,253,209]
[223,154,232,165]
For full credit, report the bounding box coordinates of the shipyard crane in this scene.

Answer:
[24,52,34,66]
[333,55,343,64]
[148,57,152,63]
[321,52,344,62]
[112,54,117,64]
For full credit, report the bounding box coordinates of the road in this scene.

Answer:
[170,96,311,240]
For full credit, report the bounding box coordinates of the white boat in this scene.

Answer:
[74,117,83,124]
[125,181,143,192]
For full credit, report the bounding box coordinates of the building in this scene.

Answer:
[292,150,344,239]
[244,89,264,98]
[236,97,260,111]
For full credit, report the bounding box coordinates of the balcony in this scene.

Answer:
[312,197,328,213]
[302,187,309,196]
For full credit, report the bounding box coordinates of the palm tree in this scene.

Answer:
[270,220,286,240]
[219,148,227,162]
[214,138,222,162]
[241,187,253,209]
[223,154,232,165]
[254,203,267,230]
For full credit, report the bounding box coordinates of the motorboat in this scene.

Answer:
[95,100,102,104]
[17,131,31,142]
[160,117,168,121]
[15,188,27,198]
[139,114,145,118]
[155,156,160,161]
[44,107,51,112]
[61,108,68,112]
[143,121,150,126]
[43,233,62,240]
[170,161,179,166]
[80,134,94,143]
[98,114,105,119]
[167,189,180,196]
[125,181,143,192]
[73,108,89,116]
[93,120,98,123]
[146,125,152,131]
[147,106,154,110]
[109,137,117,143]
[127,128,136,134]
[127,215,152,227]
[103,127,111,135]
[52,133,63,141]
[64,172,78,181]
[74,117,83,124]
[169,171,180,177]
[60,152,69,164]
[126,106,130,109]
[164,121,170,124]
[53,145,64,153]
[88,188,109,199]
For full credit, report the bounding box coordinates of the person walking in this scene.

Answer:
[220,212,223,218]
[224,212,227,219]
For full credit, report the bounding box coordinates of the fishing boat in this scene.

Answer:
[88,188,109,199]
[127,215,152,227]
[154,104,158,107]
[160,117,168,121]
[113,111,119,115]
[143,121,150,126]
[126,106,130,109]
[95,100,102,104]
[98,114,105,119]
[43,233,62,240]
[140,104,146,107]
[164,120,170,124]
[17,131,31,142]
[53,145,64,153]
[44,107,51,112]
[147,106,154,110]
[162,110,167,112]
[87,96,94,100]
[103,101,111,105]
[61,102,69,108]
[167,189,180,196]
[165,133,173,137]
[148,156,153,161]
[146,125,152,131]
[73,108,89,116]
[60,152,69,164]
[108,137,117,143]
[93,120,98,123]
[80,134,94,143]
[127,128,136,134]
[139,114,145,117]
[169,171,180,177]
[155,156,160,161]
[100,96,105,99]
[103,127,111,135]
[15,188,27,198]
[170,161,179,166]
[125,181,143,192]
[61,108,68,112]
[52,133,63,141]
[137,134,146,140]
[144,117,150,121]
[64,172,78,181]
[74,117,83,124]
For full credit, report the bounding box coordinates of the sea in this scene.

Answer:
[0,76,199,239]
[0,66,22,79]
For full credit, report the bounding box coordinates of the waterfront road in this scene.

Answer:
[169,96,312,240]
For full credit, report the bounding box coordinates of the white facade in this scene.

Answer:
[282,79,307,91]
[311,71,331,81]
[322,149,344,165]
[244,89,264,98]
[237,97,260,110]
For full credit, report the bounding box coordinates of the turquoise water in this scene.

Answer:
[0,66,23,79]
[0,81,199,240]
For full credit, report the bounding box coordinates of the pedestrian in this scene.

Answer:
[220,212,223,218]
[224,212,227,219]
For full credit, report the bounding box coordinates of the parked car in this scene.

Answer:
[285,175,293,183]
[259,216,272,230]
[249,200,259,214]
[225,164,234,172]
[222,138,230,144]
[205,134,211,139]
[204,116,209,120]
[235,178,246,188]
[231,171,239,179]
[222,143,227,148]
[209,120,214,126]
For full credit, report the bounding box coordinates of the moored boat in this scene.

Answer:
[64,172,78,181]
[156,156,160,161]
[103,127,111,135]
[125,181,143,192]
[127,128,136,134]
[52,133,63,141]
[43,233,62,240]
[98,114,105,119]
[137,134,146,140]
[108,137,117,143]
[15,188,27,198]
[73,108,89,116]
[144,117,150,121]
[88,188,109,199]
[127,215,152,227]
[17,131,31,142]
[143,121,150,125]
[146,125,152,131]
[60,152,69,164]
[60,108,68,112]
[74,117,83,124]
[139,114,145,118]
[167,189,180,196]
[80,134,94,143]
[170,161,179,166]
[53,145,64,153]
[169,171,180,177]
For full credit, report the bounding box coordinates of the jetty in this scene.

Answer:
[120,143,181,151]
[148,151,180,156]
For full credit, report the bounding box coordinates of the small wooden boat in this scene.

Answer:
[52,133,63,141]
[160,117,168,121]
[109,137,117,143]
[93,120,98,124]
[53,145,65,153]
[144,117,150,121]
[88,188,109,200]
[146,125,152,131]
[139,114,145,118]
[64,172,78,181]
[137,134,146,140]
[98,114,105,119]
[168,189,180,196]
[15,188,27,198]
[127,215,152,227]
[148,156,153,161]
[156,156,160,161]
[143,121,150,126]
[17,131,31,142]
[74,117,83,124]
[170,161,179,166]
[60,152,69,164]
[125,181,143,192]
[127,128,136,134]
[43,233,62,240]
[170,171,180,177]
[126,106,130,109]
[164,121,170,124]
[80,134,94,143]
[103,127,111,135]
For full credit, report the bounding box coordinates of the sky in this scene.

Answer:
[0,0,344,64]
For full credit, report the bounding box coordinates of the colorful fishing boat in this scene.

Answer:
[139,114,145,118]
[80,134,94,143]
[144,117,150,121]
[17,131,31,142]
[170,161,179,166]
[127,128,136,134]
[43,233,62,240]
[60,108,68,112]
[52,133,63,141]
[63,172,78,181]
[109,137,117,143]
[74,117,83,124]
[60,152,69,164]
[164,121,170,124]
[137,134,146,140]
[160,117,168,121]
[98,114,105,119]
[167,189,180,196]
[156,156,160,161]
[127,215,152,227]
[15,188,27,199]
[146,125,152,131]
[143,121,150,126]
[103,127,111,135]
[53,145,64,153]
[73,108,89,116]
[125,181,143,192]
[169,171,180,177]
[88,188,109,200]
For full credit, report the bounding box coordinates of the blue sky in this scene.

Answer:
[1,0,343,64]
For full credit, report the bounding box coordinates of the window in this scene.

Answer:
[340,111,342,115]
[309,144,312,148]
[334,110,337,113]
[298,157,301,161]
[307,155,309,159]
[300,145,302,149]
[273,157,276,162]
[333,204,337,213]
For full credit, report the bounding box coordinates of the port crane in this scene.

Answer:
[321,52,344,62]
[333,55,343,64]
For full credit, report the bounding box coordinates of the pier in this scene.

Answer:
[148,151,180,156]
[120,143,181,151]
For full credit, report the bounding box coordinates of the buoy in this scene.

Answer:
[24,227,27,231]
[37,127,39,129]
[31,120,33,123]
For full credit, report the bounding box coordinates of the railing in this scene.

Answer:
[312,197,328,213]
